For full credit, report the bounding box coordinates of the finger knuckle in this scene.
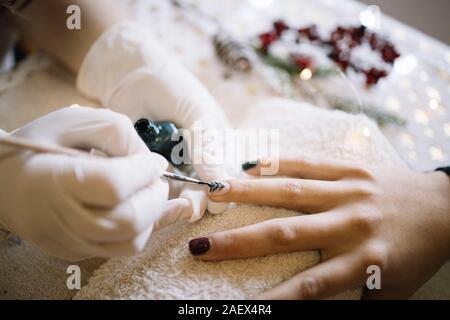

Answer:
[117,204,141,237]
[282,181,303,201]
[362,241,389,270]
[351,182,378,199]
[105,109,132,126]
[235,180,252,197]
[349,165,374,180]
[347,210,382,236]
[94,171,126,204]
[105,111,134,136]
[295,277,324,300]
[267,220,298,247]
[215,233,240,257]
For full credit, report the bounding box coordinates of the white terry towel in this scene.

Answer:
[74,98,404,300]
[0,58,404,298]
[0,58,404,300]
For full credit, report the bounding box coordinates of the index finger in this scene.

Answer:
[208,178,355,213]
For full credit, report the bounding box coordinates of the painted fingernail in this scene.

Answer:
[208,181,230,196]
[242,160,258,171]
[189,237,210,256]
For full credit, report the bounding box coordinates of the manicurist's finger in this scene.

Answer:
[99,224,154,257]
[60,107,150,156]
[179,184,208,222]
[255,254,364,300]
[153,198,193,231]
[242,158,371,181]
[188,212,343,260]
[208,178,355,212]
[58,152,168,207]
[83,179,169,242]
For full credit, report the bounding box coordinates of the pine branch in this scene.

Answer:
[256,50,337,77]
[254,49,406,127]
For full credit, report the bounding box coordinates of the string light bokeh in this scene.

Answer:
[241,0,450,170]
[136,0,449,171]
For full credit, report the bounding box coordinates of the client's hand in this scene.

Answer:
[189,158,450,299]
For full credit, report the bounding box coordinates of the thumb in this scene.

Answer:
[179,185,208,222]
[153,198,192,231]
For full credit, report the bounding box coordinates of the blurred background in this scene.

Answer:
[359,0,450,44]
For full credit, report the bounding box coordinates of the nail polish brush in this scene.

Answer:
[162,171,225,192]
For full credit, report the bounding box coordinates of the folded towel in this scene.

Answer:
[74,98,404,299]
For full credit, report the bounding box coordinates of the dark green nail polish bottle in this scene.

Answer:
[134,118,187,167]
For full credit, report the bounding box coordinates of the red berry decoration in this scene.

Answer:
[368,32,379,50]
[349,25,366,44]
[298,24,320,41]
[273,19,289,36]
[291,54,313,70]
[380,43,400,64]
[364,68,388,86]
[258,31,278,52]
[256,20,400,87]
[330,26,346,45]
[328,49,351,71]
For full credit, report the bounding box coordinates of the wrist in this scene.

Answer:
[76,21,166,105]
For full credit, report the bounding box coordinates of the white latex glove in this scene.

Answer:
[0,106,170,261]
[77,21,232,222]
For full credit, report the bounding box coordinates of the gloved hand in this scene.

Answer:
[77,21,233,222]
[0,106,169,261]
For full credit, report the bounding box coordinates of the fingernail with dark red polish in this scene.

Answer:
[189,237,210,256]
[242,160,258,171]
